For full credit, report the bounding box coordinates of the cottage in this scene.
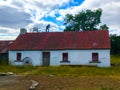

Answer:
[0,40,13,62]
[9,30,110,67]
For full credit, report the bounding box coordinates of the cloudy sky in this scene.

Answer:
[0,0,120,40]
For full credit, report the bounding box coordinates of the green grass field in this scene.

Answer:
[0,55,120,76]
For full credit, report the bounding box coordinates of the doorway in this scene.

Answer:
[42,52,50,66]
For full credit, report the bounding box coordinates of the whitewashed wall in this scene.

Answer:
[9,49,110,67]
[50,50,110,67]
[9,51,42,66]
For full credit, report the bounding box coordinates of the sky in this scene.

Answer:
[0,0,120,40]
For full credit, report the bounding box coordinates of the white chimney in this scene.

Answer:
[20,28,27,34]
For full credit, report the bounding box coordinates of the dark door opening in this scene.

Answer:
[42,52,50,66]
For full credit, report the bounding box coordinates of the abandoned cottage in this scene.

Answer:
[9,30,110,67]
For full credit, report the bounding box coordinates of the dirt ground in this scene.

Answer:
[0,75,120,90]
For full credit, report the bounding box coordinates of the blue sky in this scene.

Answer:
[0,0,120,40]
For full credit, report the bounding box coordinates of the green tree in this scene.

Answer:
[110,34,120,54]
[100,24,109,30]
[64,8,108,31]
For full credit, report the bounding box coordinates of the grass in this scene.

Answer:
[34,65,120,76]
[111,54,120,65]
[0,65,37,74]
[0,55,120,90]
[0,59,8,65]
[31,55,120,76]
[0,55,120,76]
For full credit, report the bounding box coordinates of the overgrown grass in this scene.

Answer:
[32,55,120,76]
[34,65,120,76]
[0,65,37,74]
[111,55,120,65]
[0,55,120,76]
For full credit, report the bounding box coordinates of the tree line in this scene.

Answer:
[110,34,120,54]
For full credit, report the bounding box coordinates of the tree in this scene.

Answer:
[110,34,120,54]
[64,8,108,31]
[100,24,109,30]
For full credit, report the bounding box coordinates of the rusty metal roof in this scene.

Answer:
[9,30,110,50]
[0,40,13,53]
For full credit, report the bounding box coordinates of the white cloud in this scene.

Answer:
[0,35,17,40]
[109,25,120,35]
[0,26,18,40]
[0,27,17,34]
[60,26,65,30]
[0,0,71,40]
[0,6,32,28]
[26,20,59,32]
[0,0,120,40]
[56,16,64,21]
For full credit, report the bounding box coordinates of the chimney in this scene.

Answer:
[20,28,27,34]
[33,27,38,32]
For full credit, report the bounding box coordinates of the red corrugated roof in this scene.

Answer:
[0,40,13,53]
[9,30,110,50]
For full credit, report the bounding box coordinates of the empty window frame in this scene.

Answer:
[62,53,68,62]
[92,53,98,62]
